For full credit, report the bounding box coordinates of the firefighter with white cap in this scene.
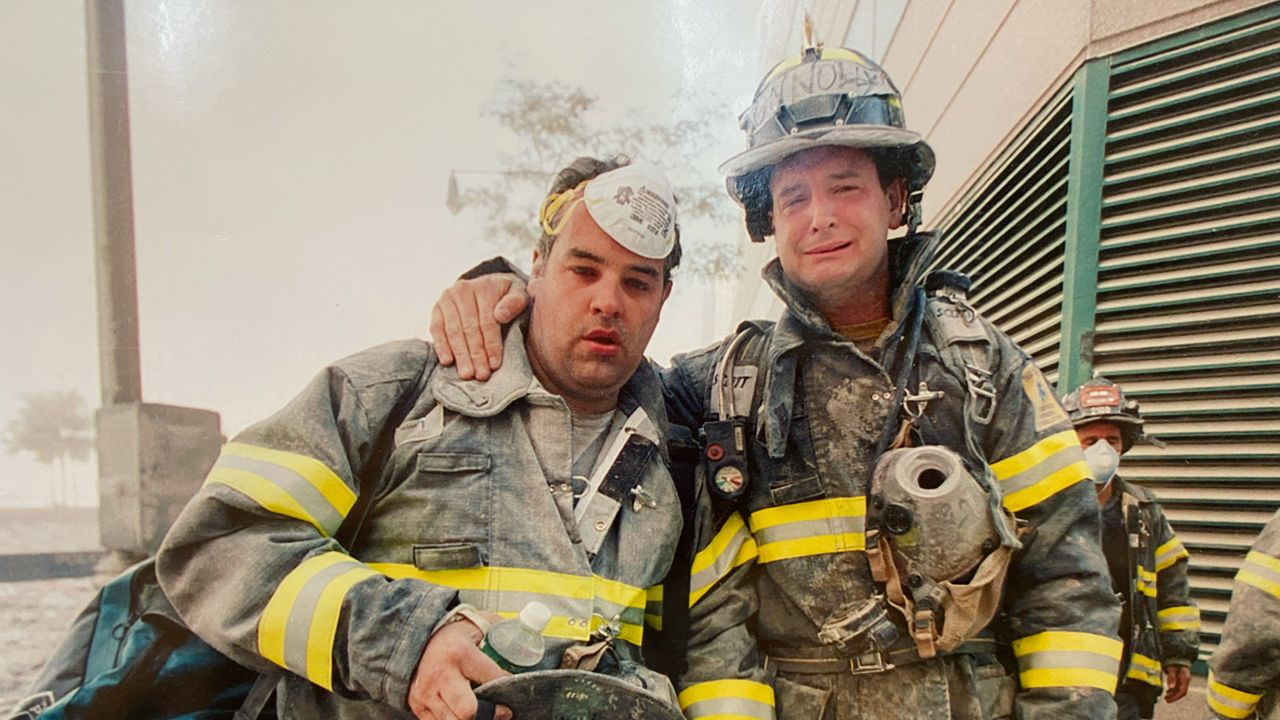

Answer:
[155,156,687,720]
[429,29,1121,720]
[1064,376,1200,720]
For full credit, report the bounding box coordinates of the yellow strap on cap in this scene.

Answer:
[539,180,589,236]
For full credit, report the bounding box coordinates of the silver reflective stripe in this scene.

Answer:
[1241,552,1280,589]
[685,697,775,720]
[1156,538,1187,570]
[217,453,345,535]
[996,445,1079,497]
[1208,680,1259,718]
[1018,650,1119,675]
[753,513,864,546]
[1157,607,1199,629]
[1126,654,1161,686]
[457,588,591,623]
[690,521,754,599]
[280,559,361,677]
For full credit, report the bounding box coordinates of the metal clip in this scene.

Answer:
[590,613,622,642]
[630,484,657,512]
[902,382,945,420]
[848,650,895,675]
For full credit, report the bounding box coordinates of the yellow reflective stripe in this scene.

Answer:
[1208,672,1263,719]
[258,551,380,690]
[1238,550,1280,599]
[645,585,663,630]
[367,563,646,644]
[206,443,356,536]
[591,576,647,645]
[1126,652,1162,687]
[205,466,325,532]
[594,575,646,610]
[1135,566,1157,598]
[748,497,865,564]
[1012,631,1122,693]
[990,431,1089,512]
[1156,605,1201,632]
[689,512,758,606]
[1155,536,1189,571]
[224,443,356,515]
[679,679,776,719]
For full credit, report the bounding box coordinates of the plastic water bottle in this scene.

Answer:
[481,601,551,673]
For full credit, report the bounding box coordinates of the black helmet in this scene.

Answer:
[721,35,935,241]
[1061,377,1157,452]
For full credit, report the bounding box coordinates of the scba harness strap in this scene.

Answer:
[699,270,1018,666]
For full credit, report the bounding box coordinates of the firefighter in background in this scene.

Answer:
[1064,377,1200,720]
[1207,509,1280,719]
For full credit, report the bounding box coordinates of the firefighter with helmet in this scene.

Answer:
[429,28,1122,720]
[1064,377,1200,720]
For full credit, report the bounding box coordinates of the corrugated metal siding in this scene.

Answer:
[932,88,1073,382]
[1092,8,1280,659]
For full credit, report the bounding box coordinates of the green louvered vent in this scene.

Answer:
[1091,7,1280,659]
[932,87,1073,383]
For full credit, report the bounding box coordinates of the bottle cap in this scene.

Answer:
[519,601,552,632]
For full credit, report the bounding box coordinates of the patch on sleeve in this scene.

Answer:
[1021,364,1069,432]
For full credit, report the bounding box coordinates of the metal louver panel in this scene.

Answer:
[1092,7,1280,660]
[932,88,1074,382]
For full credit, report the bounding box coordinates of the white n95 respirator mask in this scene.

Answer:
[1084,441,1120,487]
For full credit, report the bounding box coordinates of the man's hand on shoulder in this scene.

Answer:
[408,614,511,720]
[429,274,529,381]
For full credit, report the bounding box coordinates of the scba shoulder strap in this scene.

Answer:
[701,321,772,502]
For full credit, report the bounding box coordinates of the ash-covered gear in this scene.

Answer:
[1098,478,1199,718]
[475,669,683,720]
[1062,377,1158,453]
[721,44,936,240]
[864,446,1019,663]
[1208,509,1280,720]
[871,445,1010,583]
[664,232,1121,720]
[155,329,683,719]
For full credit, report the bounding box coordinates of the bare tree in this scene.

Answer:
[453,76,741,279]
[4,390,94,506]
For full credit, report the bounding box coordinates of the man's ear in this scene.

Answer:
[886,178,907,231]
[528,249,545,296]
[660,280,673,305]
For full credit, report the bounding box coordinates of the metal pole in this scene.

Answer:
[85,0,142,406]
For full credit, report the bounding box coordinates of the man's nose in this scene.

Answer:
[591,280,623,318]
[810,193,837,232]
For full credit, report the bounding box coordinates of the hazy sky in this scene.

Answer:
[0,1,770,507]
